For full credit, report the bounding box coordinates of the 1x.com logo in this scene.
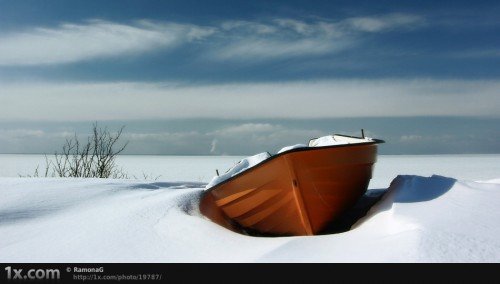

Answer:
[4,266,60,280]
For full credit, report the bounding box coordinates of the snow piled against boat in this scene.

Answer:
[0,174,499,262]
[205,152,270,189]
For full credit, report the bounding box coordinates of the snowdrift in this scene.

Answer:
[0,175,499,262]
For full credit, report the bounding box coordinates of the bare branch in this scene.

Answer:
[27,123,130,179]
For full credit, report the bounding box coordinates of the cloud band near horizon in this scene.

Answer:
[0,79,499,121]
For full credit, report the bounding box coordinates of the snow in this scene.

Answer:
[205,152,270,189]
[309,135,347,147]
[0,173,499,262]
[308,134,373,147]
[276,134,372,154]
[277,144,308,154]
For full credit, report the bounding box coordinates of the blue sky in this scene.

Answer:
[0,0,499,154]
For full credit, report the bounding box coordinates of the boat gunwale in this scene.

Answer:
[203,135,384,194]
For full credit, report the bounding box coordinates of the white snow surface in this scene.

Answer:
[308,135,348,147]
[1,174,499,262]
[276,134,372,154]
[277,144,308,154]
[205,152,270,189]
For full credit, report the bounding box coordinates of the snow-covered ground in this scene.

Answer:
[0,173,499,262]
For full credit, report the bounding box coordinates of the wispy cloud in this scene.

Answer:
[209,13,424,61]
[0,19,215,66]
[0,128,75,154]
[209,123,279,135]
[1,79,498,121]
[209,37,346,61]
[0,14,423,65]
[344,13,424,32]
[0,129,46,139]
[220,21,278,34]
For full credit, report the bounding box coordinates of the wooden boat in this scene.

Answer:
[199,133,384,236]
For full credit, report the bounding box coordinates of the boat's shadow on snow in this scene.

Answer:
[318,188,388,235]
[319,175,456,235]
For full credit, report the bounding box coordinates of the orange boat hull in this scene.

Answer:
[200,142,380,236]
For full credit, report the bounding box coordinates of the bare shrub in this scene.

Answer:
[29,123,129,178]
